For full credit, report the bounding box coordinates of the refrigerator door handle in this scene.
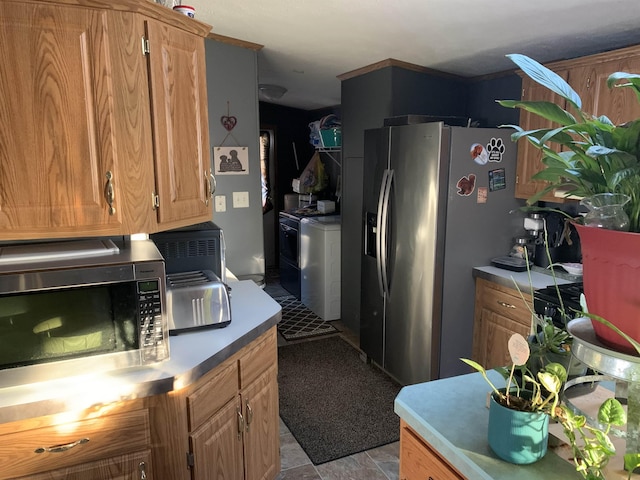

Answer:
[378,168,394,296]
[375,169,391,296]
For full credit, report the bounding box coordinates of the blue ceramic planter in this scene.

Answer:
[488,390,549,465]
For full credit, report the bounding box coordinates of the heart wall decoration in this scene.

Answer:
[221,115,237,131]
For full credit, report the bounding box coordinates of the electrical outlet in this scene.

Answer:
[233,191,249,208]
[215,195,226,212]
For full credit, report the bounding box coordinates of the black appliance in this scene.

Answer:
[150,222,226,282]
[279,212,300,299]
[533,282,584,328]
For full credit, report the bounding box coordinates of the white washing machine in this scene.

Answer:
[300,216,341,320]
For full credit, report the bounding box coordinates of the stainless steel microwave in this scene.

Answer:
[0,239,169,388]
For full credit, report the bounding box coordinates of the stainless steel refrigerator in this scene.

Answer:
[360,122,524,385]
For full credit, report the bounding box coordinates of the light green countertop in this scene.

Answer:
[394,371,580,479]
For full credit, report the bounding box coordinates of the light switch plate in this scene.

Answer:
[233,191,249,208]
[215,195,226,212]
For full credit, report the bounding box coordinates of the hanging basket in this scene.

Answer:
[575,223,640,354]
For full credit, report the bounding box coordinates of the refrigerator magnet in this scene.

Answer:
[487,137,505,162]
[477,187,488,204]
[470,143,488,165]
[456,173,476,196]
[488,168,506,191]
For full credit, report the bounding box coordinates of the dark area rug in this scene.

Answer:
[274,295,338,341]
[278,336,401,465]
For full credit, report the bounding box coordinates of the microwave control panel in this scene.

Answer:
[137,279,168,362]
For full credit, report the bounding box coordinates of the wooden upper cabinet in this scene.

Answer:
[569,55,640,125]
[514,69,570,203]
[515,45,640,204]
[146,20,212,230]
[0,0,212,241]
[0,3,139,239]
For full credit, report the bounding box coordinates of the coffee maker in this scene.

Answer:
[523,212,581,267]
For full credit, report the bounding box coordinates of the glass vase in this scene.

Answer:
[581,193,630,231]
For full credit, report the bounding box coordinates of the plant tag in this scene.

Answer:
[508,333,530,366]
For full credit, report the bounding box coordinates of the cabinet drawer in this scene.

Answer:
[400,421,464,480]
[187,358,239,431]
[479,279,532,328]
[0,409,150,479]
[14,449,152,480]
[240,328,277,389]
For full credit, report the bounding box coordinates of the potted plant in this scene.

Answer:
[461,336,630,476]
[461,340,566,465]
[497,53,640,353]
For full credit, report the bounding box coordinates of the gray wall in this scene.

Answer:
[339,65,521,335]
[205,39,264,278]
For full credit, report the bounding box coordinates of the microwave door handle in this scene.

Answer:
[379,169,393,296]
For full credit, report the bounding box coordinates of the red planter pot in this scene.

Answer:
[575,223,640,354]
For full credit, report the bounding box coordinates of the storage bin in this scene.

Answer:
[320,127,341,148]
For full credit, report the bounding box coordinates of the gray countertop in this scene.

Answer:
[473,264,580,292]
[0,279,281,424]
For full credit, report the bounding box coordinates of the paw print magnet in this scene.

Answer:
[487,137,505,162]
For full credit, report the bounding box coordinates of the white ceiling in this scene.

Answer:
[188,0,640,111]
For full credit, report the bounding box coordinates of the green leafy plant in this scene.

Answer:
[461,355,565,415]
[497,53,640,232]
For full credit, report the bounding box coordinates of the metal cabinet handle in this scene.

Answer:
[34,437,89,454]
[237,406,244,440]
[104,171,116,215]
[139,461,147,479]
[497,300,516,309]
[245,400,253,432]
[204,172,216,206]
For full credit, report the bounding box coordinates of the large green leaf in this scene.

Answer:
[598,398,626,426]
[497,99,576,126]
[506,53,583,110]
[607,72,640,103]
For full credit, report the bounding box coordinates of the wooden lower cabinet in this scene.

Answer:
[399,420,464,480]
[190,398,244,480]
[472,278,533,370]
[148,326,280,480]
[0,327,279,480]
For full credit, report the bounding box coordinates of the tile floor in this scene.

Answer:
[264,267,400,480]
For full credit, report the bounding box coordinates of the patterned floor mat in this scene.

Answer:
[274,296,338,341]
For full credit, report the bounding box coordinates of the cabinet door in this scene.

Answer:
[145,20,212,229]
[242,366,280,480]
[570,56,640,126]
[515,71,570,203]
[190,398,244,480]
[0,3,126,239]
[399,421,464,480]
[15,450,152,480]
[472,279,532,370]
